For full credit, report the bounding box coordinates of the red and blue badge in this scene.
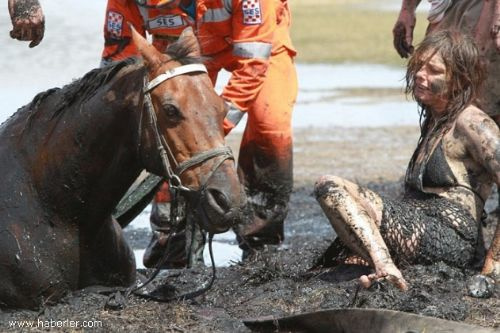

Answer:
[242,0,262,25]
[107,11,124,37]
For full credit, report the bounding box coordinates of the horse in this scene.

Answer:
[0,27,245,309]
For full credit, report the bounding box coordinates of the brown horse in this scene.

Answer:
[0,27,244,309]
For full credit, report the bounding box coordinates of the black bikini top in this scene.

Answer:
[422,141,457,188]
[407,138,486,206]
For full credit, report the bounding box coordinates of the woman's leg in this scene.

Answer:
[314,175,408,290]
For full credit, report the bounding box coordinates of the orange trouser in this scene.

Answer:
[232,49,298,249]
[152,49,298,249]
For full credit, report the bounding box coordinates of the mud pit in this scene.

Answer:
[1,127,498,332]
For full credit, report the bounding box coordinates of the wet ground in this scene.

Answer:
[1,127,498,332]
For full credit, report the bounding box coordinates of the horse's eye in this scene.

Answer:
[163,104,180,118]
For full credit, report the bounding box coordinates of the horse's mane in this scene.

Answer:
[16,58,136,132]
[52,58,136,118]
[34,37,200,113]
[18,38,202,130]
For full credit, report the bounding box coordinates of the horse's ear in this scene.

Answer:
[129,23,162,68]
[178,27,201,57]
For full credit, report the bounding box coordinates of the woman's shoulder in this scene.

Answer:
[454,105,499,147]
[455,105,497,134]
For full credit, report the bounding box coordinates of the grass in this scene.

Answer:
[289,1,428,66]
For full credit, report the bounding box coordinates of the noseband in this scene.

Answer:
[141,63,234,194]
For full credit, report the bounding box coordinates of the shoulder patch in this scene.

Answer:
[242,0,262,25]
[107,11,124,37]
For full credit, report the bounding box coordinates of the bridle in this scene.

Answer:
[104,63,235,308]
[141,63,234,195]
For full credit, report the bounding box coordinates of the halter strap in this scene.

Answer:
[144,63,207,93]
[175,146,233,175]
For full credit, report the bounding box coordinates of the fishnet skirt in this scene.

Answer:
[379,191,478,268]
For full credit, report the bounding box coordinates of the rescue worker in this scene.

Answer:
[101,0,298,267]
[392,0,500,290]
[7,0,45,47]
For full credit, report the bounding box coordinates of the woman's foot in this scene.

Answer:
[359,264,408,291]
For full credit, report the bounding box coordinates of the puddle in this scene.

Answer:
[127,206,242,269]
[214,64,420,130]
[133,241,242,269]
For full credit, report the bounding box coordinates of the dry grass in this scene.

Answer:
[289,1,428,65]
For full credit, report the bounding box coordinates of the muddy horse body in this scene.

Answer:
[0,29,243,309]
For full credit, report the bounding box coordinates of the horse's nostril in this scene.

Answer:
[206,188,231,213]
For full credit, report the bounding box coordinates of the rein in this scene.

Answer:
[106,63,234,308]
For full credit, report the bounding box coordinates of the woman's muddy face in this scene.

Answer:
[414,51,448,113]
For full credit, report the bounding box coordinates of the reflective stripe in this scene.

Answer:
[202,8,231,22]
[233,42,272,59]
[225,102,245,126]
[222,0,233,13]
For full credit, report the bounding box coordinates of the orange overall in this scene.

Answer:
[102,0,297,252]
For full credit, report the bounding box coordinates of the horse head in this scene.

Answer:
[131,27,245,234]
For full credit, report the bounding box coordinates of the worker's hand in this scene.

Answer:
[8,0,45,48]
[392,9,416,58]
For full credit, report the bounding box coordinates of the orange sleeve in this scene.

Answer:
[221,0,276,112]
[101,0,146,64]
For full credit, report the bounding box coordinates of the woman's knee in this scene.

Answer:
[314,175,348,201]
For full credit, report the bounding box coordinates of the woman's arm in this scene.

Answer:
[457,109,500,281]
[457,109,500,186]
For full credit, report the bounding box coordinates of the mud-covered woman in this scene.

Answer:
[314,30,500,290]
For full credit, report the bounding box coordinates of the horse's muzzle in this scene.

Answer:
[197,186,241,233]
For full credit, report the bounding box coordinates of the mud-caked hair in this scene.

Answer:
[405,30,486,125]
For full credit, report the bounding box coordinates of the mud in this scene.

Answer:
[0,126,498,332]
[10,0,40,20]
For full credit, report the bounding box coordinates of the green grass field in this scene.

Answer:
[290,1,428,66]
